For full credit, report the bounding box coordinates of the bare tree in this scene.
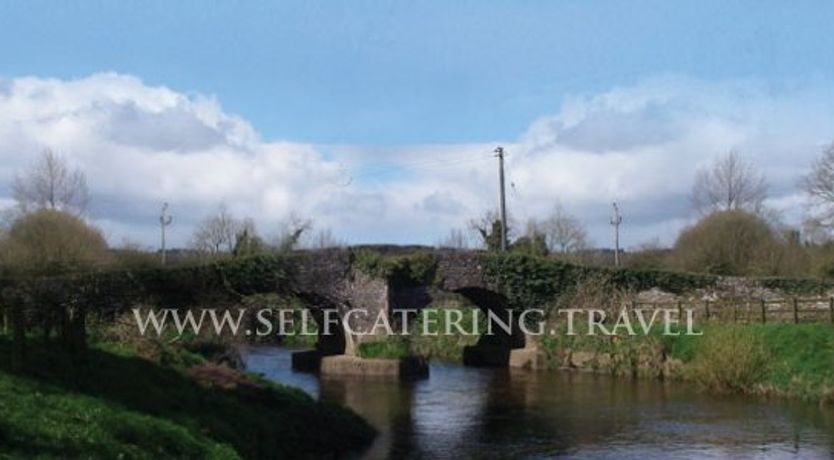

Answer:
[541,204,589,254]
[13,149,89,216]
[803,141,834,229]
[468,209,515,251]
[801,217,830,245]
[512,219,548,255]
[191,205,241,255]
[272,212,312,252]
[233,217,267,257]
[468,209,498,240]
[692,150,768,215]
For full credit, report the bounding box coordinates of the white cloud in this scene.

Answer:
[1,73,833,249]
[506,75,834,246]
[0,73,343,246]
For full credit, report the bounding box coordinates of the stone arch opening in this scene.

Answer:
[453,287,526,367]
[290,293,349,372]
[307,307,347,356]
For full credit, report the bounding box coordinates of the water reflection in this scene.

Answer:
[242,347,834,459]
[319,376,419,458]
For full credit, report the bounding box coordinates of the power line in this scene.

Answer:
[509,179,530,226]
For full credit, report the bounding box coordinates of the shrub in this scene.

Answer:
[112,247,160,270]
[553,273,634,317]
[624,243,671,271]
[351,250,437,287]
[809,241,834,278]
[691,327,770,393]
[0,209,111,276]
[672,210,781,276]
[482,252,717,315]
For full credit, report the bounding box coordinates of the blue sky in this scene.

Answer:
[1,2,834,248]
[4,1,834,145]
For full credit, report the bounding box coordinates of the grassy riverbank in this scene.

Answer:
[538,323,834,404]
[0,336,375,459]
[676,324,834,402]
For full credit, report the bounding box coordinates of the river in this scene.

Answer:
[242,347,834,459]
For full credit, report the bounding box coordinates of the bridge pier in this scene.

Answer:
[291,350,428,379]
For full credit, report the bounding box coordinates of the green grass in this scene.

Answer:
[356,338,411,359]
[409,305,485,362]
[538,321,834,402]
[0,337,375,459]
[756,324,834,400]
[664,324,834,400]
[659,328,701,362]
[353,304,488,362]
[0,372,237,459]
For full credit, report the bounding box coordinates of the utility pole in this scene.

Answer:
[495,146,508,252]
[610,202,622,267]
[160,202,173,266]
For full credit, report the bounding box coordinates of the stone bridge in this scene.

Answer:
[289,246,527,366]
[4,244,821,373]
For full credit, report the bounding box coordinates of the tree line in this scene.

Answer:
[439,144,834,279]
[8,143,834,279]
[0,150,344,277]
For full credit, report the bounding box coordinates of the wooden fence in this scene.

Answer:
[632,297,834,325]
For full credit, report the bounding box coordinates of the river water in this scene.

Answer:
[242,347,834,459]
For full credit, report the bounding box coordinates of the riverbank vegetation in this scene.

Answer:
[686,324,834,403]
[0,327,375,459]
[535,323,834,404]
[529,276,834,404]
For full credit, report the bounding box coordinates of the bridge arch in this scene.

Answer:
[291,292,350,356]
[452,287,526,349]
